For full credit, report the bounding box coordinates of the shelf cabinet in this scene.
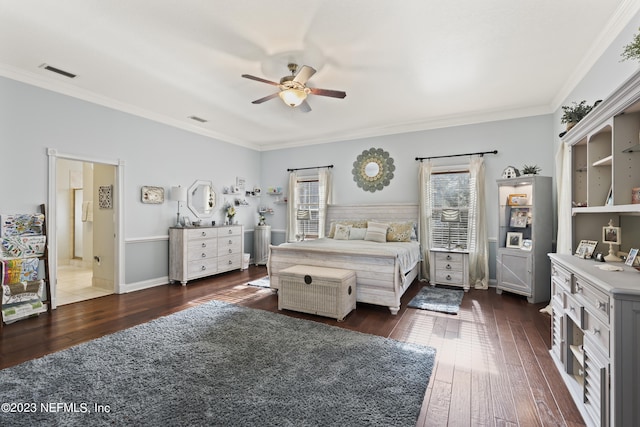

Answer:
[552,68,640,427]
[496,175,552,303]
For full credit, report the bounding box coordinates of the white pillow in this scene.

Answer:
[365,221,389,243]
[334,224,351,240]
[348,227,367,240]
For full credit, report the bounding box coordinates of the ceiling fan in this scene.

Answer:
[241,63,346,112]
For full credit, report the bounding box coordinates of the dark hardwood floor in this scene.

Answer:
[0,266,584,426]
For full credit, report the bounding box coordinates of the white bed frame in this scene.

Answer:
[268,203,420,315]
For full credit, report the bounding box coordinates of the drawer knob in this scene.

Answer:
[446,264,452,270]
[228,229,233,234]
[201,243,206,248]
[446,255,452,260]
[201,253,206,258]
[228,260,232,265]
[228,239,232,244]
[592,327,600,335]
[598,301,606,310]
[201,266,206,271]
[446,274,452,280]
[228,248,232,254]
[201,231,206,237]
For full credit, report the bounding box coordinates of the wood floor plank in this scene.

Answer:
[0,267,586,426]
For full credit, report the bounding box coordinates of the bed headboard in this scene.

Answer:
[325,204,419,235]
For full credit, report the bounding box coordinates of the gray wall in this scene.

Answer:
[2,9,640,290]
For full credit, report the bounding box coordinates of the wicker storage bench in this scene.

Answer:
[278,265,356,321]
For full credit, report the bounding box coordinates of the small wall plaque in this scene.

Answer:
[141,186,164,204]
[98,185,113,209]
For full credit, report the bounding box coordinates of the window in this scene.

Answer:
[430,171,470,249]
[295,177,320,239]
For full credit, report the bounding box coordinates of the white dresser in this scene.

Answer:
[169,225,244,285]
[429,248,469,291]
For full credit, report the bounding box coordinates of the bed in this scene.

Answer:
[268,204,422,315]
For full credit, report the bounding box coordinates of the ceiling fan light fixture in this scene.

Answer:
[278,88,307,107]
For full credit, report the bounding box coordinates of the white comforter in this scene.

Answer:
[277,238,421,276]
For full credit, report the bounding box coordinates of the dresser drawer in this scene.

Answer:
[187,243,217,261]
[218,226,241,237]
[551,262,571,293]
[435,270,464,285]
[573,275,609,322]
[187,258,217,278]
[218,254,241,271]
[563,292,583,327]
[187,228,217,240]
[218,235,241,253]
[583,308,610,354]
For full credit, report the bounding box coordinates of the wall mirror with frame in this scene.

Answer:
[187,180,217,219]
[352,147,395,192]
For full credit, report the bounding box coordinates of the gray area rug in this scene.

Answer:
[246,276,270,288]
[407,285,465,314]
[0,300,435,426]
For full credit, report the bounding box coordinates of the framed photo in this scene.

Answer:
[183,217,192,227]
[626,248,638,266]
[604,186,613,206]
[141,186,164,204]
[509,207,530,228]
[506,232,523,248]
[602,226,621,244]
[574,239,598,259]
[507,194,528,206]
[521,239,532,251]
[236,176,246,190]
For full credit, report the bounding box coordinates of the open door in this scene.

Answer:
[92,163,116,291]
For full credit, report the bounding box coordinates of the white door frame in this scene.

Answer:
[47,148,125,309]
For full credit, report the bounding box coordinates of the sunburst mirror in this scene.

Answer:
[352,147,395,192]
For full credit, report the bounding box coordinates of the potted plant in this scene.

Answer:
[521,165,541,176]
[561,101,594,130]
[621,27,640,62]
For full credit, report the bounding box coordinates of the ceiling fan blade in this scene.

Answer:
[293,65,316,85]
[241,74,279,86]
[251,92,280,104]
[309,88,347,99]
[299,100,312,113]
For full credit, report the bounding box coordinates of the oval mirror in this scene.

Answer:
[187,180,217,219]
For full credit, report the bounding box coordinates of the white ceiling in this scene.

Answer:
[0,1,638,151]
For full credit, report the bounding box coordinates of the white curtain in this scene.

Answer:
[418,161,433,281]
[468,156,489,289]
[317,168,333,238]
[285,171,298,243]
[555,142,572,254]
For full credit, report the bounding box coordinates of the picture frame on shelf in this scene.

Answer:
[509,207,529,228]
[625,248,638,266]
[506,232,523,248]
[604,186,613,206]
[236,177,246,190]
[507,193,528,206]
[574,239,598,259]
[521,239,532,251]
[603,225,621,245]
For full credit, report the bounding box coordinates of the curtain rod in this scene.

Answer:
[415,150,498,161]
[287,164,334,172]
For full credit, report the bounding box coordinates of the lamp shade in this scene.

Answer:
[170,186,187,202]
[279,88,307,107]
[440,209,460,222]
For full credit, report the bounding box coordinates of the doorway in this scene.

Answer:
[52,156,118,306]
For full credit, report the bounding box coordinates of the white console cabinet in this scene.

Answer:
[169,225,244,285]
[549,254,639,427]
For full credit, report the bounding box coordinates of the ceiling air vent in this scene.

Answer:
[188,116,208,123]
[39,63,77,79]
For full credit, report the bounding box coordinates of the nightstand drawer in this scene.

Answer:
[435,270,463,285]
[434,252,464,264]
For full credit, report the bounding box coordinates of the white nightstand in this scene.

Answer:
[429,248,469,291]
